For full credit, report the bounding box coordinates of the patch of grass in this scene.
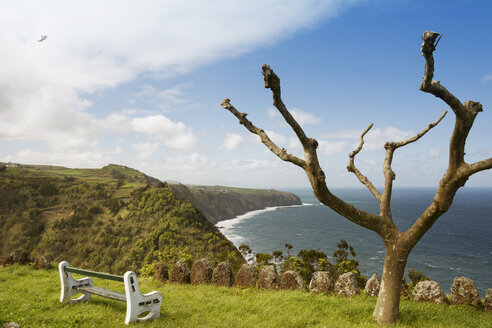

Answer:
[1,265,490,328]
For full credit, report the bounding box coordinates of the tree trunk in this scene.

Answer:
[372,242,409,325]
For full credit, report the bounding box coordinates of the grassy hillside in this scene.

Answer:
[1,265,490,328]
[0,164,243,273]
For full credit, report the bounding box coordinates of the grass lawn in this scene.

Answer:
[0,265,490,328]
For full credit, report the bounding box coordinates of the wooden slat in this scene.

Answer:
[65,267,124,282]
[75,286,126,302]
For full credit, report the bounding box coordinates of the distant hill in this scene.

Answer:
[0,164,244,273]
[170,184,302,224]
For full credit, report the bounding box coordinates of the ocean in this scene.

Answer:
[218,187,492,295]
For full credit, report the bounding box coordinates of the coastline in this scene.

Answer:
[216,203,312,246]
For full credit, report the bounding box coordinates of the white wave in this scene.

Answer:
[218,206,279,231]
[218,203,310,230]
[424,263,438,268]
[217,203,311,246]
[223,233,247,245]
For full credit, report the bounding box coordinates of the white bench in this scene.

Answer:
[59,261,162,325]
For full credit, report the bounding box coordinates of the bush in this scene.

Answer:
[106,199,124,215]
[88,205,103,215]
[111,169,125,180]
[39,181,58,197]
[274,240,366,287]
[280,249,328,285]
[408,269,429,291]
[330,239,366,289]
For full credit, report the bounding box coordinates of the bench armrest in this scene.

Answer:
[59,261,93,303]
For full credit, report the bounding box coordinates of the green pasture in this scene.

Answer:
[1,265,489,328]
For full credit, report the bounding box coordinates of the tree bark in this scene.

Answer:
[373,239,409,324]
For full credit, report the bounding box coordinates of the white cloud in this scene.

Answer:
[364,127,414,150]
[221,133,243,151]
[131,142,160,160]
[224,159,280,171]
[322,129,361,139]
[429,148,442,159]
[482,74,492,83]
[108,146,123,155]
[323,126,414,151]
[318,140,348,155]
[162,152,215,172]
[0,86,99,152]
[290,108,321,125]
[134,83,199,111]
[267,107,321,125]
[470,148,492,158]
[131,115,197,150]
[155,84,192,103]
[97,112,133,134]
[288,137,303,154]
[134,85,158,98]
[6,149,110,168]
[265,130,288,144]
[267,108,278,118]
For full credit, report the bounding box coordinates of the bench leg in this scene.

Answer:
[124,271,162,325]
[59,261,93,303]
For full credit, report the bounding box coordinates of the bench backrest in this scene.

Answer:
[64,266,124,282]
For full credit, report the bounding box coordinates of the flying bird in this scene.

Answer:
[37,35,47,42]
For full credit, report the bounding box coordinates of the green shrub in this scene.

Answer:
[330,239,366,289]
[39,181,58,197]
[88,204,103,215]
[106,199,124,214]
[408,269,429,291]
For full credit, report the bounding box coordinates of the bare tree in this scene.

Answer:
[221,31,492,325]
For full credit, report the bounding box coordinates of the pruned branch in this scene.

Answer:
[420,31,467,119]
[380,110,448,218]
[347,123,382,200]
[465,157,492,176]
[221,98,306,168]
[262,64,311,149]
[420,30,485,168]
[391,110,447,148]
[404,32,488,248]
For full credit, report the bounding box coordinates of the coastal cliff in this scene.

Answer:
[170,184,302,224]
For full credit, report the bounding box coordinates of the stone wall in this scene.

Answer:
[159,258,491,312]
[6,253,489,313]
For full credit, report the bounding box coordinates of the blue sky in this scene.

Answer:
[1,0,491,189]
